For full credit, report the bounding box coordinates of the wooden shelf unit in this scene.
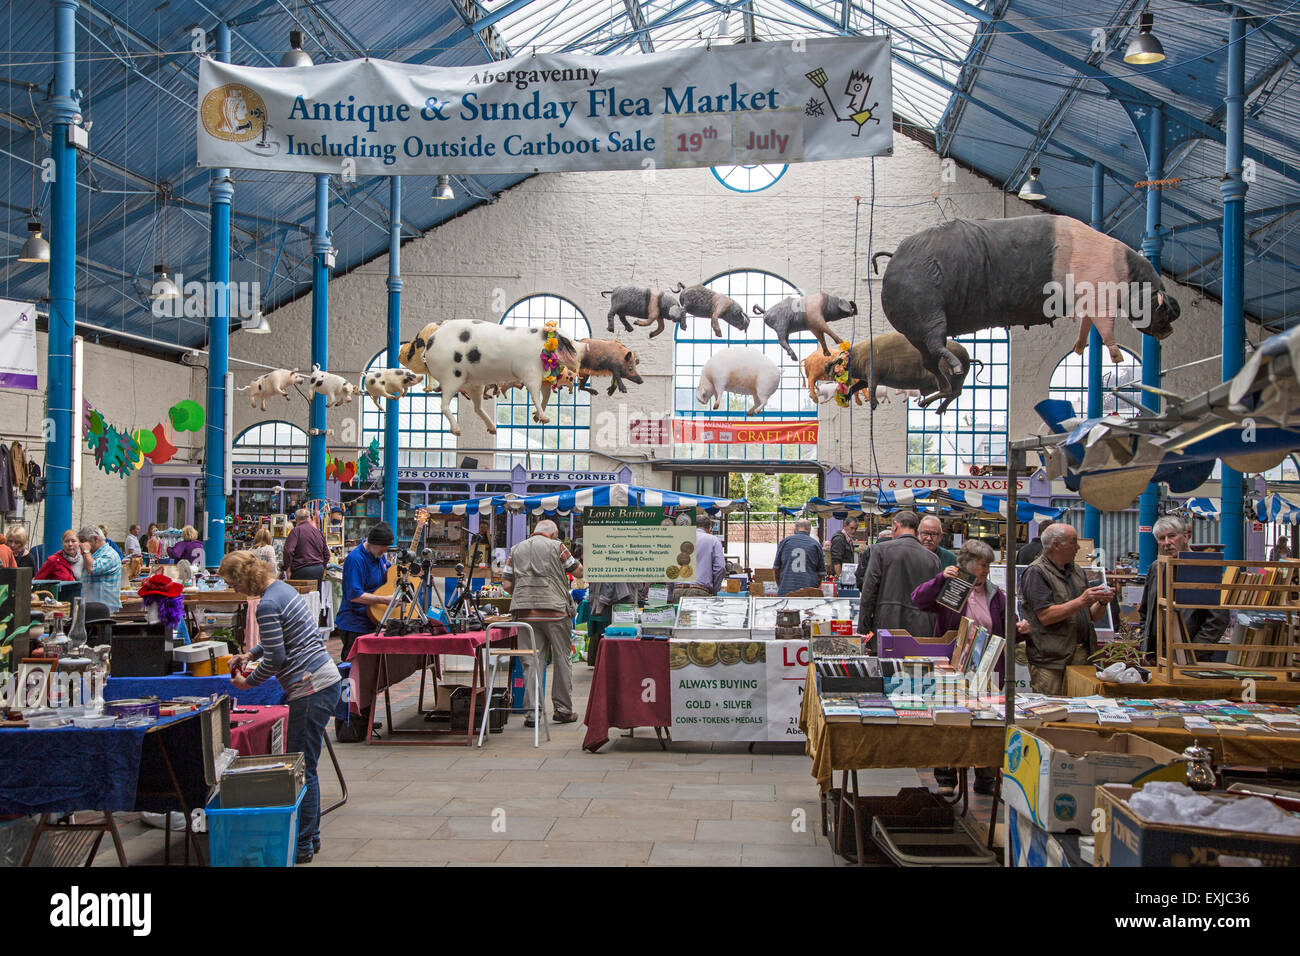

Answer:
[1154,554,1300,684]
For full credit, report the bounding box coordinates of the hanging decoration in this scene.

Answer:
[168,399,205,432]
[832,342,852,408]
[540,320,561,386]
[82,401,142,477]
[145,424,178,465]
[357,438,380,483]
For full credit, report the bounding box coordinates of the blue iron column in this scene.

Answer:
[309,174,330,502]
[204,22,233,566]
[1221,11,1248,561]
[44,0,78,556]
[1084,161,1105,546]
[384,177,401,528]
[1138,106,1164,574]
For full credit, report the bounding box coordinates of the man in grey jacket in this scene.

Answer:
[858,511,941,639]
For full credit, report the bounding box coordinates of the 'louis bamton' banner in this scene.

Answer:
[196,37,892,176]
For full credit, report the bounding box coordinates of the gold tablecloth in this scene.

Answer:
[1064,665,1300,704]
[800,663,1005,792]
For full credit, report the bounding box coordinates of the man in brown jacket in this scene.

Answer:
[504,519,583,726]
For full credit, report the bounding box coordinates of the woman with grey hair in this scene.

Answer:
[912,539,1026,796]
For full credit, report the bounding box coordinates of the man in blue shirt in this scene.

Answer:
[773,519,826,595]
[78,525,123,613]
[334,522,394,660]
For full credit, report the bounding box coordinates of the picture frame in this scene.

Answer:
[15,657,52,710]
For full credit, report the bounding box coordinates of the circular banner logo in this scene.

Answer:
[200,84,265,142]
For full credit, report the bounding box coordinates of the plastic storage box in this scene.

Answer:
[206,787,305,867]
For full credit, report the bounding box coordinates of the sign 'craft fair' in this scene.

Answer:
[196,38,892,176]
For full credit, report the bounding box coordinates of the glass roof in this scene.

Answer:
[482,0,980,130]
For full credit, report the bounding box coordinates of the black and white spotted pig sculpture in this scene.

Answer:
[574,339,644,396]
[418,319,579,436]
[676,284,750,337]
[600,285,686,337]
[753,292,857,361]
[874,215,1181,398]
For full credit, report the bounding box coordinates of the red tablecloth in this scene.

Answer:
[344,628,516,714]
[582,639,670,753]
[228,704,288,755]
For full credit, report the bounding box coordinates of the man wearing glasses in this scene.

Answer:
[918,516,957,569]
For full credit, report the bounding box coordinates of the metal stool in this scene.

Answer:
[479,622,550,748]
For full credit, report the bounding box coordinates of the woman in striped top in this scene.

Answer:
[222,550,342,865]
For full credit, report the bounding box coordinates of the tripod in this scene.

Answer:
[375,557,436,635]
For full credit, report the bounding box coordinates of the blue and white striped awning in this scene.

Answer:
[634,486,744,514]
[1257,494,1300,524]
[426,483,747,517]
[1181,497,1220,518]
[427,495,503,516]
[807,489,1062,524]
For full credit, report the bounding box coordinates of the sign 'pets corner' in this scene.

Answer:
[196,37,892,176]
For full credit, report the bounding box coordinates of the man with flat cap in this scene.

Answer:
[335,521,394,661]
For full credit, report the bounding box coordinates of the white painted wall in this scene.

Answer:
[230,133,1253,486]
[3,132,1260,548]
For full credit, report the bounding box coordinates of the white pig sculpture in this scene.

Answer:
[307,365,359,407]
[244,368,303,411]
[695,347,781,415]
[418,319,579,436]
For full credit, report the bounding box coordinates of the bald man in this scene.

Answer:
[504,519,584,725]
[282,508,329,581]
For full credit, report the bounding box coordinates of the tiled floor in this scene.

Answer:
[90,659,1001,867]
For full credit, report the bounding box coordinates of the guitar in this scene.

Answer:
[368,508,430,624]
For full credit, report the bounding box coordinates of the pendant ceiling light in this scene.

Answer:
[242,309,271,334]
[433,175,454,200]
[1018,166,1047,202]
[281,30,313,67]
[1124,12,1166,65]
[150,264,180,301]
[18,220,50,263]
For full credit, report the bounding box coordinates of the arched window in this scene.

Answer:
[673,270,816,463]
[495,295,591,471]
[1049,346,1143,418]
[711,164,788,192]
[906,328,1009,473]
[360,349,459,468]
[233,421,307,463]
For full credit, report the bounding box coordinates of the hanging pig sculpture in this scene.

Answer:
[600,285,687,337]
[753,292,857,361]
[695,348,782,415]
[874,215,1181,400]
[306,366,358,407]
[244,368,303,411]
[676,284,750,337]
[399,321,442,390]
[574,339,644,396]
[417,319,579,436]
[362,368,423,408]
[838,333,980,414]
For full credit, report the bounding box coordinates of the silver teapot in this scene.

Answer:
[1181,740,1217,792]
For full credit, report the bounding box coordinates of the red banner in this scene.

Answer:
[673,419,818,445]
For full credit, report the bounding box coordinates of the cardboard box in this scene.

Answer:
[1095,784,1300,867]
[1002,727,1184,833]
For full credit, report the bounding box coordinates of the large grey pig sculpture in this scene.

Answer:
[874,215,1181,397]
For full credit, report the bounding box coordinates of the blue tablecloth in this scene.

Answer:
[105,664,352,719]
[0,711,199,815]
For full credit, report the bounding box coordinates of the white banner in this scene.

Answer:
[196,37,892,176]
[670,640,767,741]
[765,640,809,742]
[0,299,38,391]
